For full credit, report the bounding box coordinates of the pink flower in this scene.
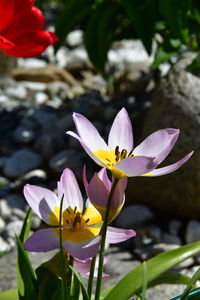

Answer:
[67,108,193,179]
[83,167,127,223]
[24,168,135,260]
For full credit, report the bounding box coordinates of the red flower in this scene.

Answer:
[0,0,58,57]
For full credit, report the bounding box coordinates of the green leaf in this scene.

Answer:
[186,52,200,75]
[104,240,200,300]
[180,267,200,299]
[149,273,193,288]
[55,0,93,52]
[151,46,176,70]
[0,289,18,300]
[158,0,189,41]
[16,236,37,300]
[36,265,62,300]
[69,265,89,300]
[19,208,32,244]
[85,1,121,73]
[122,0,156,54]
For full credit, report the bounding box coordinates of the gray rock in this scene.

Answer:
[66,30,83,48]
[12,208,26,220]
[186,220,200,243]
[169,219,182,236]
[5,84,27,100]
[115,204,155,229]
[3,220,23,239]
[47,81,69,98]
[31,214,41,230]
[29,107,58,127]
[162,232,182,245]
[125,52,199,218]
[49,149,84,176]
[0,200,12,218]
[3,148,42,178]
[34,92,49,105]
[14,126,35,144]
[0,236,10,252]
[0,216,5,232]
[5,194,26,210]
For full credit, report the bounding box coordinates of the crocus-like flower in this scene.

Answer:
[0,0,58,57]
[67,108,193,179]
[84,167,127,223]
[74,256,109,279]
[24,168,135,260]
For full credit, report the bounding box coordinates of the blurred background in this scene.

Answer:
[1,1,200,297]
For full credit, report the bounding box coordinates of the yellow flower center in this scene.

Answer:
[49,205,102,243]
[94,146,134,178]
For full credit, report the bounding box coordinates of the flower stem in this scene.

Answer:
[94,178,119,300]
[59,194,69,300]
[87,255,96,299]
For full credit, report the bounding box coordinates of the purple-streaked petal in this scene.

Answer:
[106,226,136,243]
[24,228,59,252]
[115,156,157,177]
[98,168,111,190]
[62,236,101,260]
[24,184,59,224]
[108,108,134,152]
[143,151,194,177]
[67,131,106,167]
[69,112,108,152]
[133,129,179,165]
[87,173,109,208]
[58,168,83,212]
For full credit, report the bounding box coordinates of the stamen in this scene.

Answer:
[73,213,81,228]
[121,149,127,159]
[66,219,70,224]
[67,208,70,215]
[74,206,77,213]
[85,218,90,223]
[115,145,120,161]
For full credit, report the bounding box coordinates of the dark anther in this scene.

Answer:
[66,219,69,225]
[73,213,81,228]
[121,149,127,159]
[74,206,77,213]
[85,218,90,223]
[67,208,70,215]
[115,145,120,161]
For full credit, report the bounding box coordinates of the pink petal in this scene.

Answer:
[23,184,59,224]
[24,228,59,252]
[67,131,106,166]
[115,156,157,177]
[133,129,179,165]
[87,173,109,208]
[58,168,83,212]
[62,236,101,260]
[70,112,108,152]
[144,151,193,177]
[106,226,136,243]
[98,168,111,190]
[108,108,134,152]
[74,256,109,279]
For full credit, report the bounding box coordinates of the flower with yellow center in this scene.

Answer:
[24,168,135,260]
[67,108,193,179]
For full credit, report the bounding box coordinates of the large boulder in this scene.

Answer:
[126,53,199,219]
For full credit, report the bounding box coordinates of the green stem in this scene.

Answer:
[87,255,96,299]
[94,178,119,300]
[59,194,69,300]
